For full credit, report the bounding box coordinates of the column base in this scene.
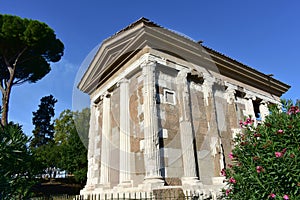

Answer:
[117,180,133,188]
[142,176,165,191]
[93,183,111,193]
[181,177,203,191]
[211,176,225,185]
[80,184,95,195]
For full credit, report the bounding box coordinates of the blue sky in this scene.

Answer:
[1,0,299,135]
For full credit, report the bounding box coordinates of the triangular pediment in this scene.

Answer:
[78,18,206,94]
[78,18,290,96]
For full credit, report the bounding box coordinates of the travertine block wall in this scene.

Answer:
[81,52,282,195]
[78,19,289,199]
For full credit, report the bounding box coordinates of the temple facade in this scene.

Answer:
[77,18,289,198]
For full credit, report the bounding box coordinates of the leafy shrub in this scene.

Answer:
[222,100,300,199]
[0,123,39,199]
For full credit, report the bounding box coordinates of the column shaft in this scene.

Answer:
[142,61,164,185]
[244,94,256,120]
[259,101,269,121]
[100,93,111,186]
[119,79,131,185]
[177,70,198,178]
[85,104,97,187]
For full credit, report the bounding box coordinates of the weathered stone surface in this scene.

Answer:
[153,188,185,200]
[79,18,287,199]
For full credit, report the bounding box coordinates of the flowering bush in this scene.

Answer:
[222,100,300,199]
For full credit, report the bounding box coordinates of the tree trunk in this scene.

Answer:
[1,84,12,126]
[1,54,20,126]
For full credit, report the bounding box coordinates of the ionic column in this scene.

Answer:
[81,103,97,193]
[99,92,111,188]
[225,87,236,105]
[244,94,256,120]
[94,104,102,186]
[259,100,269,122]
[177,70,202,189]
[118,79,132,187]
[141,61,164,189]
[202,74,214,106]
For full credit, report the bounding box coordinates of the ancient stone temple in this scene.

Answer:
[77,18,289,198]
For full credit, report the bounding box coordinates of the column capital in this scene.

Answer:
[260,99,269,105]
[92,103,98,108]
[103,91,111,98]
[177,68,190,78]
[140,59,157,68]
[202,73,215,84]
[116,78,129,88]
[119,78,129,84]
[225,87,236,104]
[244,93,256,101]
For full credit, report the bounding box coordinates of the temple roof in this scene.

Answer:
[78,17,290,97]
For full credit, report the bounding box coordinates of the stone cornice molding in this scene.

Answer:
[78,18,289,98]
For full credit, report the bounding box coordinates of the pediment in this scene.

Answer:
[77,19,206,94]
[78,18,290,97]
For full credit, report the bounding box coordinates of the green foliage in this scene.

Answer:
[54,109,89,183]
[73,108,90,148]
[0,14,64,125]
[31,95,57,148]
[0,123,39,199]
[32,142,62,179]
[0,14,64,83]
[222,100,300,199]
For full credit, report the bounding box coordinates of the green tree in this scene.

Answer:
[73,107,90,148]
[54,109,89,182]
[33,141,62,180]
[0,123,39,199]
[222,100,300,199]
[0,14,64,126]
[31,95,57,148]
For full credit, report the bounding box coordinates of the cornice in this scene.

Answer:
[78,18,290,97]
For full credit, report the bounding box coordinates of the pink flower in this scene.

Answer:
[221,168,226,176]
[275,148,287,158]
[229,152,234,159]
[288,106,299,115]
[275,152,283,158]
[225,189,231,196]
[281,148,287,154]
[256,166,264,173]
[246,118,253,125]
[239,118,254,127]
[239,120,243,127]
[283,194,289,200]
[269,193,276,198]
[229,177,236,184]
[277,129,284,134]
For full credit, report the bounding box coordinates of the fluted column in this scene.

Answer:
[118,79,132,187]
[99,92,111,188]
[141,61,164,189]
[259,100,269,121]
[81,103,97,193]
[177,70,202,189]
